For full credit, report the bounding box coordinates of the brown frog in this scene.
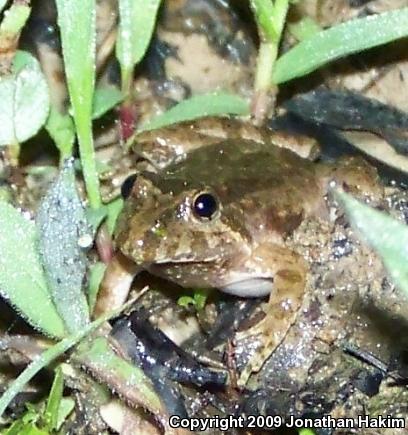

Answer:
[95,117,383,385]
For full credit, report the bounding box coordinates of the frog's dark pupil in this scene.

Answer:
[121,174,138,199]
[193,193,218,219]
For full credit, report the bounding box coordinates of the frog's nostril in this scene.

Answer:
[193,192,219,220]
[121,174,138,199]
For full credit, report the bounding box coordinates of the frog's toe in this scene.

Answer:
[237,331,275,387]
[237,364,252,387]
[236,316,279,386]
[235,315,268,341]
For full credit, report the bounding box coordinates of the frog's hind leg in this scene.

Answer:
[237,257,307,387]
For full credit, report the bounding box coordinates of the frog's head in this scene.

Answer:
[114,171,271,295]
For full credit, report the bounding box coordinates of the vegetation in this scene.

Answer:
[0,0,407,432]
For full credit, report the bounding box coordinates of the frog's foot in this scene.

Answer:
[237,264,307,387]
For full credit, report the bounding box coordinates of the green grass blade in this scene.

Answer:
[138,92,250,132]
[0,300,134,418]
[55,0,101,208]
[87,262,106,313]
[116,0,161,94]
[0,326,94,419]
[334,189,408,296]
[106,198,124,235]
[250,0,278,41]
[92,86,123,120]
[273,8,408,84]
[55,398,74,431]
[45,107,75,159]
[45,367,63,430]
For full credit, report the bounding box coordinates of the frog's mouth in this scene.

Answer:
[147,258,274,298]
[221,278,273,298]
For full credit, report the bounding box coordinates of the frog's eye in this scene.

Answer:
[121,174,138,199]
[193,192,219,220]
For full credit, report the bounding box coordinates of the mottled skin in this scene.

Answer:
[95,118,382,385]
[134,117,318,171]
[115,141,319,293]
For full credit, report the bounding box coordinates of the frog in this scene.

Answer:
[94,117,383,386]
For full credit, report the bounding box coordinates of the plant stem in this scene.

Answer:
[55,0,100,209]
[7,141,20,166]
[251,0,290,121]
[76,119,101,209]
[121,67,133,102]
[254,41,278,96]
[118,67,137,141]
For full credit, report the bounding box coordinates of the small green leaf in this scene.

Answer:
[106,198,124,235]
[45,107,75,158]
[0,202,66,338]
[178,289,209,310]
[116,0,161,90]
[0,51,50,145]
[274,8,408,84]
[45,367,63,430]
[288,17,321,41]
[250,0,290,42]
[333,189,408,295]
[56,0,101,209]
[85,197,123,237]
[20,405,39,425]
[250,0,278,42]
[138,93,250,132]
[194,289,208,310]
[55,0,95,120]
[36,162,91,333]
[177,296,195,309]
[55,398,74,431]
[86,205,108,234]
[92,86,123,120]
[88,262,107,312]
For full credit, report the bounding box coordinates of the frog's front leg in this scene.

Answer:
[93,252,141,318]
[236,247,307,387]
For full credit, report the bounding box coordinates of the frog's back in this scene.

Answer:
[155,140,322,238]
[160,140,317,200]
